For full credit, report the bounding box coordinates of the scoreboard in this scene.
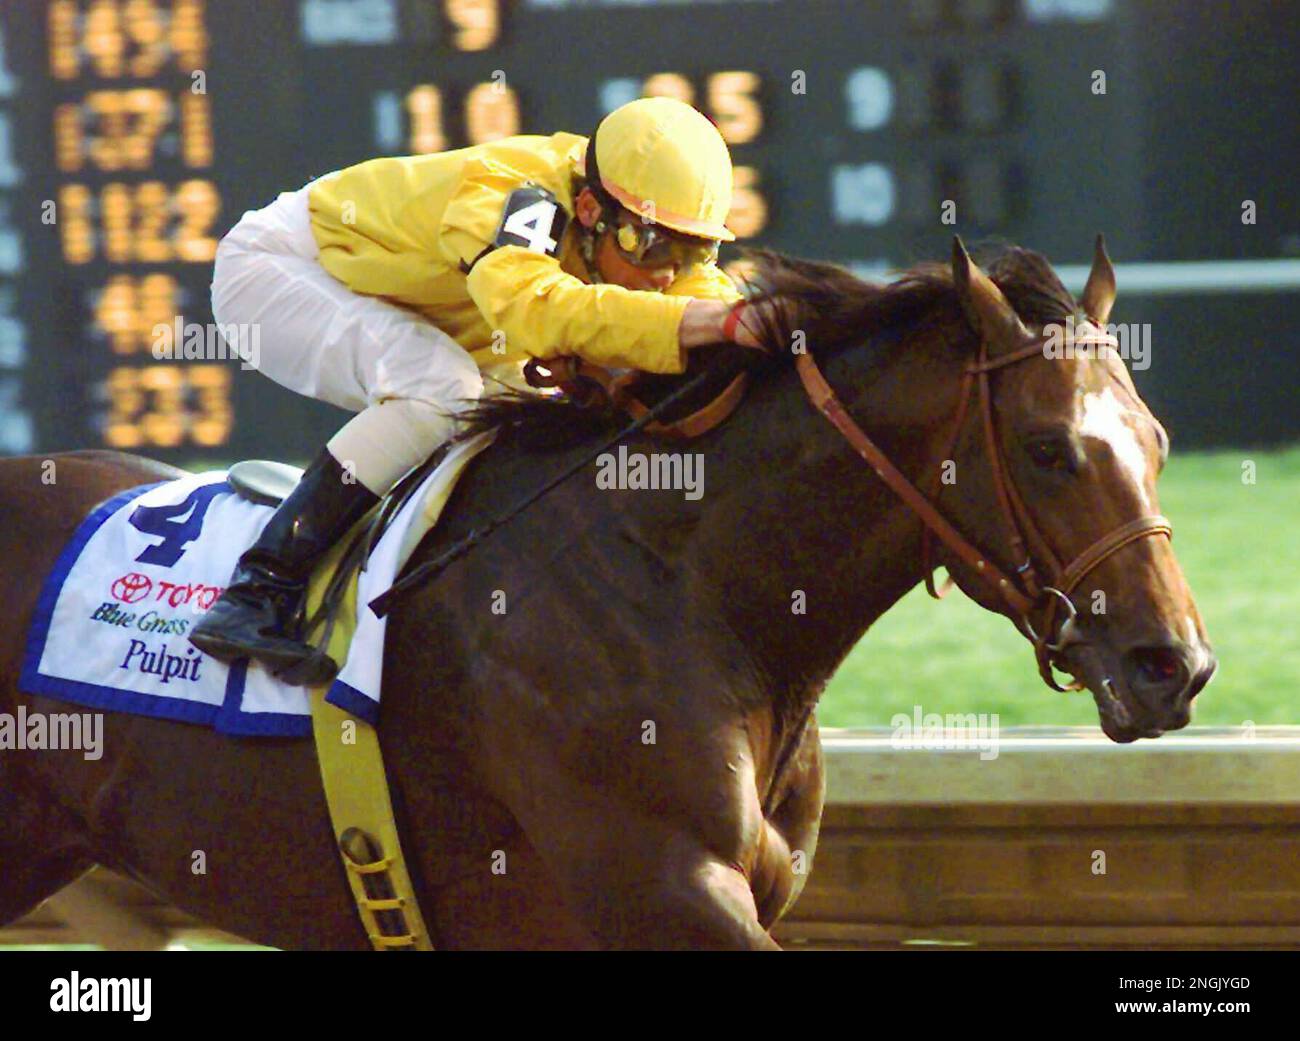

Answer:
[0,0,1139,461]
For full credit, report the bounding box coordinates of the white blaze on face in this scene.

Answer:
[1185,613,1212,674]
[1079,386,1151,509]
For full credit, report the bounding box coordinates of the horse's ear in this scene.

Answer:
[1080,233,1117,325]
[950,236,1029,348]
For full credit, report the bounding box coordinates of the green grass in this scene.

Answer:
[819,447,1300,727]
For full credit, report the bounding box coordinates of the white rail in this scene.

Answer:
[820,726,1300,804]
[845,258,1300,294]
[1054,258,1300,294]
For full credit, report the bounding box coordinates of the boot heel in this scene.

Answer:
[275,648,340,687]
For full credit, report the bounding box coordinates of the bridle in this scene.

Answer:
[794,322,1172,692]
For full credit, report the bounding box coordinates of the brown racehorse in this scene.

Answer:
[0,241,1215,949]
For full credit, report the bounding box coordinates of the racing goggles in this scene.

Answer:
[611,216,720,270]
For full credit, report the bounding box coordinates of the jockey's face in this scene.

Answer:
[575,187,679,293]
[597,226,680,291]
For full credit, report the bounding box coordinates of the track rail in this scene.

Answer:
[6,727,1300,950]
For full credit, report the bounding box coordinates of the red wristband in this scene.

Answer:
[722,299,748,342]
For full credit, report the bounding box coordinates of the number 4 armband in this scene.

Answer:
[490,185,570,258]
[457,185,571,275]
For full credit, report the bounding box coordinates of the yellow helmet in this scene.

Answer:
[586,97,735,242]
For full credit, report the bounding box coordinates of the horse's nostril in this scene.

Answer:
[1126,645,1188,700]
[1187,656,1218,701]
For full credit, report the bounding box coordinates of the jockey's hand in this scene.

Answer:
[680,298,789,353]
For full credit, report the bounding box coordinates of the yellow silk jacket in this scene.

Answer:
[307,133,742,375]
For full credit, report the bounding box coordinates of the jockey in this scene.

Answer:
[189,96,763,683]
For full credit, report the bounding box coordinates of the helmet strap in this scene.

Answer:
[578,125,622,284]
[579,224,604,284]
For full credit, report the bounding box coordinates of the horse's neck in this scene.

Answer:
[684,353,952,711]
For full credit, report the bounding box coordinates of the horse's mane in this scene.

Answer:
[462,243,1078,450]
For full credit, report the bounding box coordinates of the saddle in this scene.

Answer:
[227,459,305,506]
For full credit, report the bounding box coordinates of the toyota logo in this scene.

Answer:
[111,572,153,604]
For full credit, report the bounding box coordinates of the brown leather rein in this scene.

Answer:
[524,355,749,439]
[794,325,1172,692]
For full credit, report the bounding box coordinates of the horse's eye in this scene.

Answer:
[1027,439,1068,470]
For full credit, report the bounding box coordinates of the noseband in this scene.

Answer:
[795,325,1172,692]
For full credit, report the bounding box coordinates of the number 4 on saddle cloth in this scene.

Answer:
[18,432,496,737]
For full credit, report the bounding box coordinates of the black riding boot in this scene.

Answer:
[189,448,379,685]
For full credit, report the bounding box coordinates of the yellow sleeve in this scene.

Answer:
[464,246,692,374]
[664,262,743,304]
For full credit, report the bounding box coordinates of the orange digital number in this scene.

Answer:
[57,90,201,172]
[103,363,231,448]
[187,364,232,447]
[86,92,128,170]
[48,0,80,79]
[708,71,762,145]
[406,85,447,154]
[121,88,171,168]
[444,0,500,52]
[138,365,184,446]
[124,0,170,77]
[169,0,209,71]
[100,181,135,263]
[727,166,768,239]
[139,273,182,348]
[94,273,180,354]
[83,89,171,171]
[637,72,763,144]
[53,103,85,173]
[464,81,520,144]
[59,181,220,264]
[103,367,146,447]
[180,92,213,167]
[95,276,140,354]
[643,73,694,106]
[132,181,171,261]
[173,179,220,261]
[85,0,126,78]
[48,0,208,79]
[103,366,183,448]
[58,184,96,265]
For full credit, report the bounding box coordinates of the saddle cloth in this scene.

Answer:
[19,432,494,736]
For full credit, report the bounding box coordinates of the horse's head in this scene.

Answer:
[459,238,1216,743]
[934,236,1216,741]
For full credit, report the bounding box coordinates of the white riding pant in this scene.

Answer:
[211,181,484,495]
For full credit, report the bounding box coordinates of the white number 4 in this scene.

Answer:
[502,198,559,255]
